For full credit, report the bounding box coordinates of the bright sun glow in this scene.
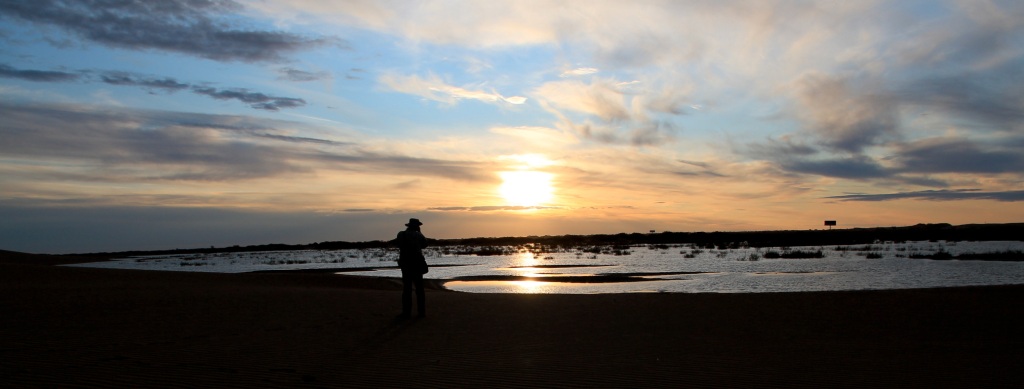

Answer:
[499,170,554,207]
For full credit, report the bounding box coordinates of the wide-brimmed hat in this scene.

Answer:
[405,218,423,227]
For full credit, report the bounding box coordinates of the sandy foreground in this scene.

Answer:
[2,252,1023,388]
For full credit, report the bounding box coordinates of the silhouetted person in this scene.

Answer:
[396,218,428,318]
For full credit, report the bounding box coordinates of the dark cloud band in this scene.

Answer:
[0,63,80,82]
[0,64,306,111]
[191,86,306,111]
[0,0,340,62]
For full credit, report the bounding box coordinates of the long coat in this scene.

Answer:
[396,229,428,273]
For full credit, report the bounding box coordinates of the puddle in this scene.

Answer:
[444,279,689,294]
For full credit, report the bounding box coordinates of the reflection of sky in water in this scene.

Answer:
[68,241,1024,294]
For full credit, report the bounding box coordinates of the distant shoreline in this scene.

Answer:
[51,222,1022,259]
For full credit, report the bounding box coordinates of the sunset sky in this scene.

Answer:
[2,0,1023,253]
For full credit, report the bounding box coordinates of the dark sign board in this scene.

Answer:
[824,220,837,226]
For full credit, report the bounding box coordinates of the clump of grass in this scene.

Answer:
[952,250,1024,261]
[865,252,883,259]
[453,246,515,256]
[265,259,311,265]
[762,250,824,259]
[908,250,953,260]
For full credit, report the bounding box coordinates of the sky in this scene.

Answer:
[2,0,1023,254]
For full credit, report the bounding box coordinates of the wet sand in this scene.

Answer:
[2,252,1023,388]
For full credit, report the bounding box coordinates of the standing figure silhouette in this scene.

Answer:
[396,218,428,318]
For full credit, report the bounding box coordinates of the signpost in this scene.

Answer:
[824,220,837,230]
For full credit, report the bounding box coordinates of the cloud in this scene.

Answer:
[313,151,489,182]
[190,86,306,111]
[250,133,350,146]
[892,136,1024,174]
[826,189,1024,202]
[0,63,80,82]
[0,101,493,184]
[780,156,890,180]
[0,0,338,62]
[894,1,1024,71]
[744,136,819,160]
[278,67,333,82]
[898,70,1024,131]
[791,73,899,153]
[428,205,559,211]
[533,77,692,146]
[378,73,526,106]
[534,79,630,121]
[560,67,598,77]
[0,65,307,111]
[98,71,190,92]
[628,120,677,147]
[489,125,577,146]
[0,102,310,181]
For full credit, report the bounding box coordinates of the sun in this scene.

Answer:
[499,170,554,207]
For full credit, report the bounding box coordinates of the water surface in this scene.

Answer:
[69,240,1024,294]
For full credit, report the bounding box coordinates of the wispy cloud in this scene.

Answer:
[428,205,559,211]
[277,67,333,82]
[826,189,1024,202]
[489,126,577,146]
[0,102,310,181]
[191,86,306,111]
[0,0,339,62]
[534,79,630,121]
[0,63,79,82]
[533,78,686,146]
[0,101,489,183]
[560,67,598,77]
[0,64,306,111]
[790,73,899,153]
[97,71,190,93]
[892,136,1024,174]
[378,73,526,106]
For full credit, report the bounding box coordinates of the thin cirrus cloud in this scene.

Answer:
[0,0,340,62]
[489,126,577,146]
[532,77,688,146]
[428,205,559,212]
[191,86,306,111]
[560,67,598,77]
[277,67,333,82]
[378,73,527,106]
[826,189,1024,203]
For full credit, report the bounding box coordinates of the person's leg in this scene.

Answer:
[401,270,412,317]
[414,274,426,317]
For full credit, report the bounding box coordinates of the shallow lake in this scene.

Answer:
[69,240,1024,294]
